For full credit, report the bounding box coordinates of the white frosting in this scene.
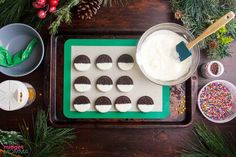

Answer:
[138,104,154,112]
[115,103,132,112]
[74,103,90,112]
[118,63,134,71]
[138,30,192,81]
[74,63,91,71]
[96,63,112,71]
[74,84,91,92]
[117,85,133,93]
[97,84,113,92]
[95,105,111,113]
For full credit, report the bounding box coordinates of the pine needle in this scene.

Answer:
[49,0,80,35]
[0,0,31,27]
[19,110,76,157]
[0,0,5,4]
[171,0,236,59]
[101,0,131,7]
[181,123,236,157]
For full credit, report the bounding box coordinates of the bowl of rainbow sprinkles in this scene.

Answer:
[198,80,236,123]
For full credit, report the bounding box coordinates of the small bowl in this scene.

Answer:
[0,23,44,77]
[136,23,200,86]
[198,80,236,123]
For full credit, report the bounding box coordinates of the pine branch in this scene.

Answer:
[49,0,80,35]
[181,123,236,157]
[0,0,31,27]
[19,110,76,157]
[101,0,131,7]
[171,0,236,59]
[0,0,5,4]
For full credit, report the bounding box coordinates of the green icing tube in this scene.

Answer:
[0,38,38,67]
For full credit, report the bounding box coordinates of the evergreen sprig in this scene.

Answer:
[0,0,31,27]
[0,0,132,35]
[171,0,236,59]
[101,0,131,7]
[49,0,131,35]
[181,123,236,157]
[49,0,80,35]
[19,110,76,157]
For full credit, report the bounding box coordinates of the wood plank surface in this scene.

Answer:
[0,1,236,156]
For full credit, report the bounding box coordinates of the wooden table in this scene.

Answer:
[1,1,236,156]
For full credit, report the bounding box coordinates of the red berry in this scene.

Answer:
[49,0,58,7]
[49,6,57,13]
[36,0,47,6]
[32,2,44,8]
[38,10,47,19]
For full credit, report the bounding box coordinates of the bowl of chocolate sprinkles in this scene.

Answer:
[208,61,224,77]
[198,80,236,123]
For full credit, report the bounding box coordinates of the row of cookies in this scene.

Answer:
[74,54,134,71]
[73,96,155,113]
[74,76,134,93]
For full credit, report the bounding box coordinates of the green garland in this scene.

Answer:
[0,130,22,146]
[170,0,236,59]
[182,123,236,157]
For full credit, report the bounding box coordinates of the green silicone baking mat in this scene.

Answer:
[63,39,170,119]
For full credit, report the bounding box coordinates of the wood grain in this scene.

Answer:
[0,1,236,157]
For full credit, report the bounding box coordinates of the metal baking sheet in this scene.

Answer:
[45,32,198,128]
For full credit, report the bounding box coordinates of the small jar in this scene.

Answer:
[0,80,36,111]
[200,61,224,79]
[24,82,36,107]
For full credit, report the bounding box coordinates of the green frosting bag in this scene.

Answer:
[0,38,38,67]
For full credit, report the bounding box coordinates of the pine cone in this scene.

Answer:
[175,10,183,20]
[208,41,218,49]
[77,0,101,20]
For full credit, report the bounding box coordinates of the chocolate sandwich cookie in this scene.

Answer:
[74,55,91,71]
[116,76,134,92]
[96,54,112,71]
[73,96,90,112]
[74,76,91,93]
[115,96,132,112]
[95,96,112,113]
[137,96,154,112]
[96,76,113,92]
[117,54,134,71]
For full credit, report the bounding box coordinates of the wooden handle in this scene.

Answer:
[187,11,235,49]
